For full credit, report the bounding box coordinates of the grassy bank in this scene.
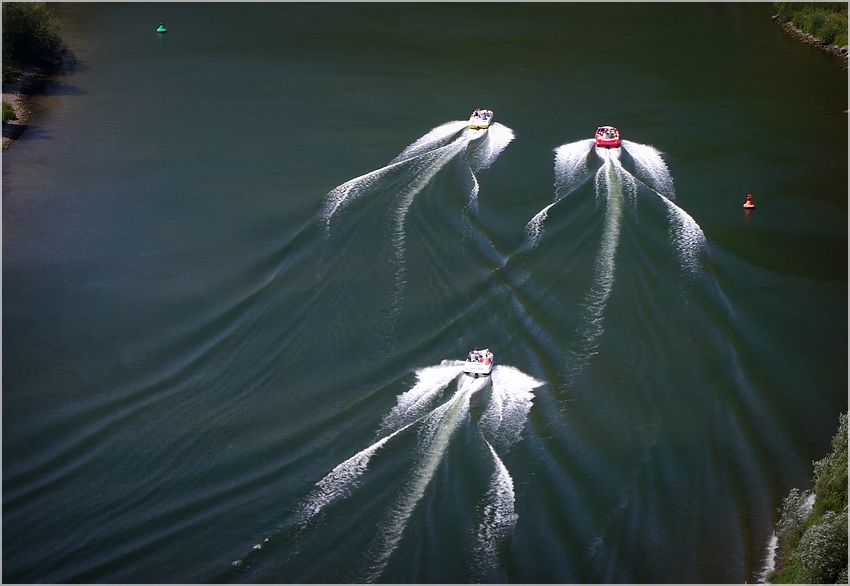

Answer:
[773,3,848,56]
[767,413,848,584]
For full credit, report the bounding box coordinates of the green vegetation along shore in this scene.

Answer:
[2,1,69,79]
[2,1,70,148]
[767,413,848,583]
[773,2,849,61]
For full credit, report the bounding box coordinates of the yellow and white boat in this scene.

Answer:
[468,109,494,129]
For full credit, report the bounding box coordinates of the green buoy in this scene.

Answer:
[157,20,167,33]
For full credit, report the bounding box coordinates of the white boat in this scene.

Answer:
[469,109,494,129]
[463,348,494,376]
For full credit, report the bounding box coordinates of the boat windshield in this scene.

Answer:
[597,127,618,139]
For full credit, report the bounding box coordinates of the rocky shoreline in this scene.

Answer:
[2,66,50,150]
[773,15,850,65]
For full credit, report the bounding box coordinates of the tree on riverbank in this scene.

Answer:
[767,413,848,583]
[2,2,69,80]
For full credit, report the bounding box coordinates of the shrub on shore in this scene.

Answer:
[3,101,17,123]
[2,2,69,76]
[774,2,849,47]
[767,413,848,584]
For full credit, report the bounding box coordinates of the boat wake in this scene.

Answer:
[321,120,514,335]
[322,121,513,233]
[571,148,632,365]
[522,138,706,373]
[215,127,731,584]
[227,361,541,582]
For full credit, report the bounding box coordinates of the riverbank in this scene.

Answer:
[2,1,70,150]
[765,414,848,584]
[775,16,850,62]
[771,5,848,69]
[2,66,50,150]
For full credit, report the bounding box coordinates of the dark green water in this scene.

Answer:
[3,3,846,583]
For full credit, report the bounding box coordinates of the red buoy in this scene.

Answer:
[743,193,755,209]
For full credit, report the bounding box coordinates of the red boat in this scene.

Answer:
[595,126,621,148]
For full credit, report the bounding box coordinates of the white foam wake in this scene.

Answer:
[480,365,542,450]
[467,123,516,173]
[573,153,628,360]
[464,165,481,216]
[295,423,412,524]
[296,361,467,524]
[390,135,475,247]
[322,121,468,233]
[473,440,518,576]
[556,138,596,193]
[387,124,514,329]
[294,362,469,525]
[235,360,542,580]
[524,139,595,249]
[390,120,470,164]
[619,140,705,273]
[621,139,675,199]
[321,121,515,337]
[524,201,558,250]
[389,136,475,322]
[322,162,401,233]
[380,360,465,434]
[656,191,706,277]
[357,384,474,582]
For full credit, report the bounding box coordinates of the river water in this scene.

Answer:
[3,3,846,583]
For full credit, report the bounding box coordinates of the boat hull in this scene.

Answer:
[469,109,494,129]
[463,362,493,376]
[595,138,620,148]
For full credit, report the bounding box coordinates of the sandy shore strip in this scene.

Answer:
[2,66,50,150]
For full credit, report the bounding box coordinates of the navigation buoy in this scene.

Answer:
[743,193,755,209]
[157,20,167,33]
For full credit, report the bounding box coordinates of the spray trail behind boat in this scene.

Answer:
[322,121,513,233]
[570,148,632,367]
[516,136,707,377]
[354,377,478,583]
[321,121,466,231]
[387,123,513,336]
[525,138,596,249]
[229,362,541,582]
[473,440,517,580]
[621,140,705,277]
[320,121,514,343]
